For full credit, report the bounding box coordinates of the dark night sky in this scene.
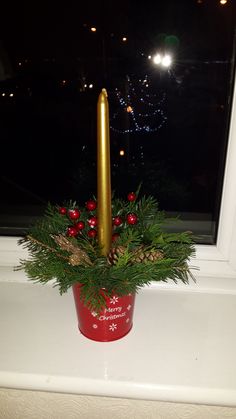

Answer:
[0,0,235,229]
[1,0,235,62]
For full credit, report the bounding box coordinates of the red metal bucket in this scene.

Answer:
[72,283,135,342]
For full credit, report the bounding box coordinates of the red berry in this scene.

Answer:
[112,233,120,242]
[126,212,138,225]
[86,200,97,211]
[75,221,85,230]
[88,229,97,238]
[113,216,122,226]
[59,207,67,215]
[127,192,136,202]
[87,216,98,227]
[67,226,78,237]
[68,208,80,220]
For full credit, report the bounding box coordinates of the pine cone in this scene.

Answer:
[132,246,164,263]
[108,246,126,265]
[108,245,163,266]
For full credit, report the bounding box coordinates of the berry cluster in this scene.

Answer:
[112,192,138,242]
[58,192,138,241]
[59,199,97,238]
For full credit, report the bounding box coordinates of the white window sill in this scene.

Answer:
[1,268,236,407]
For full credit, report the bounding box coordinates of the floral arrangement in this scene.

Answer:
[18,188,196,311]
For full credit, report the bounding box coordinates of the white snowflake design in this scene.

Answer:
[126,318,130,323]
[110,296,119,305]
[92,324,98,329]
[91,311,98,317]
[109,323,117,332]
[127,304,132,311]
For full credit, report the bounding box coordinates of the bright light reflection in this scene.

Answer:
[89,84,93,88]
[153,54,162,65]
[162,54,172,67]
[220,0,227,4]
[152,53,172,68]
[122,37,127,42]
[119,149,125,156]
[91,27,96,32]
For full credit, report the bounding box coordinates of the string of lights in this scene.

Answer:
[110,76,167,134]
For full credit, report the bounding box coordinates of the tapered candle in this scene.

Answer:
[97,88,112,256]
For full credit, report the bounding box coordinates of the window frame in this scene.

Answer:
[1,70,236,285]
[192,66,236,280]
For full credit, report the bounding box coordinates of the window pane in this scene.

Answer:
[0,0,235,243]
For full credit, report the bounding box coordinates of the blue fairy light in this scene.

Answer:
[110,76,167,134]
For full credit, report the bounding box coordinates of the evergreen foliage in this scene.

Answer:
[18,190,196,311]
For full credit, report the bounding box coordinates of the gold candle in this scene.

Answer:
[97,88,112,256]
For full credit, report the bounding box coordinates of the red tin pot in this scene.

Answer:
[72,283,136,342]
